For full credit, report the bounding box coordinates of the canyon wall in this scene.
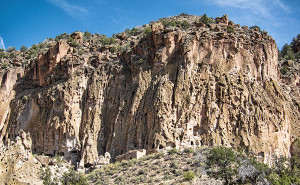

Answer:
[0,15,299,167]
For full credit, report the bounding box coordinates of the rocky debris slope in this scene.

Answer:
[0,14,299,169]
[0,130,82,185]
[0,130,42,185]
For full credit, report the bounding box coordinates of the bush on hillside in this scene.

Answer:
[206,147,237,184]
[281,44,296,61]
[143,27,152,35]
[200,14,212,25]
[7,46,15,53]
[61,169,88,185]
[183,170,195,181]
[250,25,261,32]
[83,31,92,41]
[227,26,234,33]
[20,45,27,52]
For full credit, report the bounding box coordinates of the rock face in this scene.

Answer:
[0,14,299,167]
[0,130,42,185]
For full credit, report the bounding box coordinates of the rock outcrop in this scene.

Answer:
[0,130,42,185]
[0,14,299,168]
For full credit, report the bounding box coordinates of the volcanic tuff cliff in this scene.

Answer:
[0,14,299,170]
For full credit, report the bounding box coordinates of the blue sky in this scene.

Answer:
[0,0,299,50]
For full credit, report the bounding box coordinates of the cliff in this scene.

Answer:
[0,14,299,170]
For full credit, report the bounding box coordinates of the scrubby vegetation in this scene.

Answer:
[143,27,152,35]
[40,167,87,185]
[79,146,300,184]
[206,146,300,185]
[227,26,234,33]
[160,18,191,30]
[183,170,196,181]
[200,13,213,25]
[61,169,87,185]
[278,33,300,76]
[206,147,237,184]
[7,46,16,52]
[250,25,261,32]
[280,43,299,61]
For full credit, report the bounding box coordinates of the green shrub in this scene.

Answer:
[9,52,15,58]
[291,156,300,176]
[31,44,38,50]
[67,37,74,43]
[200,13,212,25]
[143,27,152,35]
[7,46,15,52]
[227,26,234,33]
[78,50,84,55]
[281,44,296,61]
[170,160,180,168]
[110,46,117,53]
[55,33,69,41]
[179,13,190,17]
[30,49,38,58]
[53,156,64,164]
[120,44,131,52]
[160,18,190,30]
[206,147,237,184]
[183,170,195,181]
[154,152,164,159]
[127,158,138,167]
[138,58,144,64]
[183,147,194,154]
[266,155,300,184]
[40,167,59,185]
[61,169,88,185]
[280,65,289,75]
[180,20,191,30]
[71,41,79,48]
[125,27,141,37]
[100,35,116,45]
[168,148,178,155]
[160,18,177,27]
[20,45,27,52]
[250,25,261,32]
[2,63,10,69]
[163,173,173,180]
[83,31,92,41]
[46,43,52,48]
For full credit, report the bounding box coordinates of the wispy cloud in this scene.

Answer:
[47,0,87,18]
[210,0,289,18]
[0,37,5,50]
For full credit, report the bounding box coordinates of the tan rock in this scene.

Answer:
[116,32,127,40]
[0,15,298,169]
[36,155,50,167]
[217,15,229,25]
[0,130,42,185]
[70,31,83,43]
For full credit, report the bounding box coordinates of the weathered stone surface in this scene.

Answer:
[36,155,50,167]
[216,15,229,25]
[0,130,42,185]
[70,31,83,43]
[116,32,127,40]
[0,15,299,168]
[115,149,146,162]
